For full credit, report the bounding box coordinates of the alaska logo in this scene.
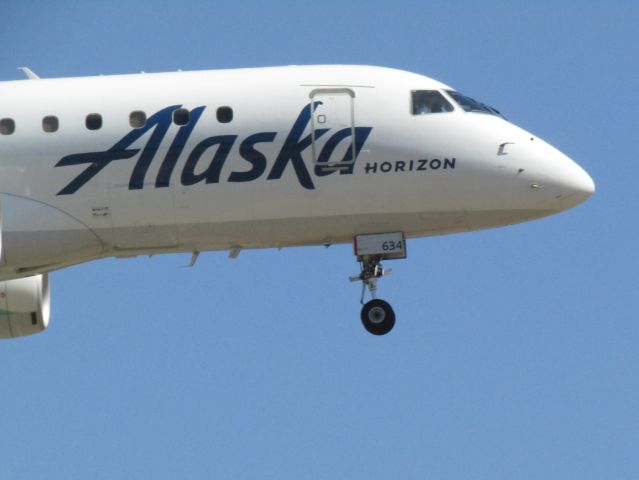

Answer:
[55,102,373,195]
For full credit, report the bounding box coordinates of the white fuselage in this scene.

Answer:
[0,65,594,281]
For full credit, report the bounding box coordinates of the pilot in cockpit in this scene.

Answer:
[412,90,453,114]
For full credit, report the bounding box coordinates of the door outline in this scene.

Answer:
[309,88,356,168]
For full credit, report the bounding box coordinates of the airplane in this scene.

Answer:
[0,65,594,338]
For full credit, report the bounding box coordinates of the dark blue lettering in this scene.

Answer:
[56,151,139,195]
[56,102,374,195]
[155,106,206,187]
[56,105,179,195]
[267,102,328,190]
[181,135,237,186]
[229,132,276,183]
[365,163,377,173]
[315,127,373,177]
[128,106,182,189]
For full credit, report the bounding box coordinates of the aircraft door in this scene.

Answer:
[310,89,356,168]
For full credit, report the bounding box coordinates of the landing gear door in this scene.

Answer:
[310,88,356,168]
[354,232,407,260]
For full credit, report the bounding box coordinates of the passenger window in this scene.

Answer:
[173,108,190,126]
[86,113,103,130]
[130,111,147,128]
[0,118,15,135]
[412,90,454,114]
[42,116,59,133]
[217,106,233,123]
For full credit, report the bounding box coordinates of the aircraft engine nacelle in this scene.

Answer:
[0,274,50,339]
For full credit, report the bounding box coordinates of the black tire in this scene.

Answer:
[361,299,396,335]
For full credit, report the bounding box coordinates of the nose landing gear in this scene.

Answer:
[349,233,405,336]
[350,254,396,335]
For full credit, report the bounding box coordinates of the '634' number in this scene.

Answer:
[382,241,403,252]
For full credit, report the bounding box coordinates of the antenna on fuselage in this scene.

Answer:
[17,67,40,80]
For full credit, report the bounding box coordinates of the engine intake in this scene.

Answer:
[0,274,50,338]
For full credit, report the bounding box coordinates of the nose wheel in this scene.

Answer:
[350,233,405,336]
[361,298,395,336]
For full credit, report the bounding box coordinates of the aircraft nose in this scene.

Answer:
[558,159,595,211]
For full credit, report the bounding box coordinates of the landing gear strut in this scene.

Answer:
[350,233,405,336]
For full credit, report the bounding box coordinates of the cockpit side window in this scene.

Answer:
[412,90,454,115]
[445,90,503,117]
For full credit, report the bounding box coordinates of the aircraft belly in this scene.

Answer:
[172,208,554,252]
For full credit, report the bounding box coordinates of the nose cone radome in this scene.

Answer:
[558,159,595,211]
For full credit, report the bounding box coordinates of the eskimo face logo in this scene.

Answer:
[55,103,373,195]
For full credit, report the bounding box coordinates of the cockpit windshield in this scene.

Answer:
[445,90,503,117]
[412,90,454,114]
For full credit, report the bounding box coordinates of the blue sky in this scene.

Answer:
[1,1,637,478]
